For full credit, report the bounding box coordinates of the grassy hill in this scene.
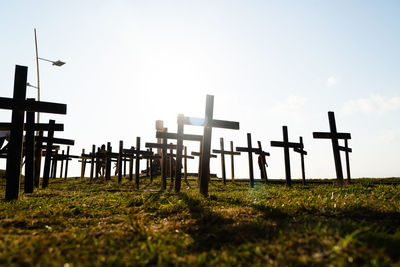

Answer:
[0,177,399,266]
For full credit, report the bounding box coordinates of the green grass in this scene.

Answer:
[1,176,400,266]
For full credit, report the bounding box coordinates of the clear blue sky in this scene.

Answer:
[1,1,400,179]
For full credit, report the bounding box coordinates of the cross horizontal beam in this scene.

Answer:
[212,149,241,155]
[0,97,67,114]
[313,132,351,139]
[0,122,64,131]
[122,148,153,156]
[180,116,239,130]
[36,136,75,145]
[191,151,217,158]
[294,148,308,155]
[156,131,202,142]
[145,142,177,150]
[236,147,261,153]
[338,146,352,153]
[270,141,303,149]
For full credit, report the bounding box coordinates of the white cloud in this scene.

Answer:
[270,95,307,117]
[326,76,338,87]
[341,95,400,114]
[378,129,400,144]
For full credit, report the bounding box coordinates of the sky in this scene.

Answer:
[1,0,400,179]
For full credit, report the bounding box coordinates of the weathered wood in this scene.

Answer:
[271,126,302,187]
[5,66,27,200]
[129,146,134,182]
[184,146,188,182]
[191,151,217,158]
[313,111,351,185]
[90,145,95,180]
[52,150,59,179]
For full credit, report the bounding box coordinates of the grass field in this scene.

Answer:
[1,176,400,266]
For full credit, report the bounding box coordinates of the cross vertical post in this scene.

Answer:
[345,139,351,182]
[42,120,55,188]
[34,130,43,188]
[230,141,235,181]
[25,106,35,193]
[90,145,95,180]
[5,65,27,200]
[135,137,141,189]
[59,150,64,178]
[257,141,268,182]
[118,140,123,183]
[64,146,70,179]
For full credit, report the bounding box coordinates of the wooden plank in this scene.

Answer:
[5,65,27,201]
[156,131,203,142]
[313,132,351,139]
[118,140,123,183]
[212,149,241,155]
[135,137,140,189]
[36,136,75,145]
[345,139,351,182]
[64,146,70,179]
[191,151,217,158]
[34,130,43,188]
[219,138,226,185]
[270,141,303,149]
[38,120,55,189]
[175,114,184,192]
[0,122,64,132]
[0,97,67,114]
[145,142,177,150]
[24,108,35,194]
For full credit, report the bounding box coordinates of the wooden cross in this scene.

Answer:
[191,151,217,181]
[142,148,161,182]
[37,123,74,189]
[145,141,177,190]
[343,139,352,182]
[270,126,302,187]
[256,141,270,182]
[236,133,263,188]
[212,137,241,185]
[293,137,307,184]
[1,66,67,200]
[123,137,153,189]
[313,111,351,185]
[181,95,239,195]
[156,114,202,192]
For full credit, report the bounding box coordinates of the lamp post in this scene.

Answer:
[27,28,65,124]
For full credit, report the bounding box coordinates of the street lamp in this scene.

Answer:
[28,28,66,124]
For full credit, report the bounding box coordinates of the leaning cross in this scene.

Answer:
[181,95,239,196]
[270,126,302,187]
[313,111,351,185]
[293,136,307,184]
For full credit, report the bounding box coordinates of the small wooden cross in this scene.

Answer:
[270,126,302,187]
[293,136,307,184]
[212,137,241,185]
[236,133,265,188]
[145,141,177,190]
[313,111,351,185]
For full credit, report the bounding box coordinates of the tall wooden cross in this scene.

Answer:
[191,151,217,181]
[156,114,202,192]
[270,126,302,187]
[1,65,67,200]
[313,111,351,185]
[236,133,263,188]
[293,136,307,184]
[212,137,241,185]
[181,95,239,195]
[229,141,240,181]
